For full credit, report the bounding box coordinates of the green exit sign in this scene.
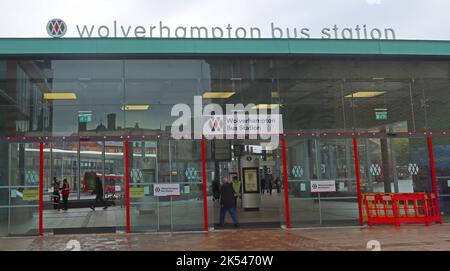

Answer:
[375,111,387,120]
[78,114,92,123]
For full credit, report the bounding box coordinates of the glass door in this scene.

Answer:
[128,140,158,232]
[285,135,359,227]
[206,139,284,229]
[169,139,204,231]
[314,137,358,225]
[43,140,78,231]
[42,138,126,233]
[357,135,432,195]
[412,135,449,221]
[6,142,41,235]
[143,138,204,232]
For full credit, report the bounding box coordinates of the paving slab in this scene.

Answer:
[1,224,450,251]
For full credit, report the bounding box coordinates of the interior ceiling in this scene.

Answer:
[2,59,448,107]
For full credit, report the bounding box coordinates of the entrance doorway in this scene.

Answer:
[206,139,284,229]
[42,138,126,234]
[284,135,359,227]
[128,138,204,232]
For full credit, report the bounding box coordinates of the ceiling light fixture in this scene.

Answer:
[252,104,281,109]
[345,91,386,98]
[202,92,235,99]
[43,93,77,100]
[121,105,150,111]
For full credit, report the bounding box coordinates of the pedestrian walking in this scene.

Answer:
[90,175,109,211]
[219,176,239,228]
[261,178,266,194]
[61,178,70,211]
[275,177,281,193]
[231,175,241,206]
[268,176,273,195]
[52,177,61,210]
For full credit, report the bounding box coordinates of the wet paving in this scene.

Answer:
[2,223,450,251]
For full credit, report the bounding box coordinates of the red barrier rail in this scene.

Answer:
[362,193,441,226]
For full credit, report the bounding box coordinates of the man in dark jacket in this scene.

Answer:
[52,177,61,210]
[90,175,108,211]
[212,179,220,201]
[267,175,273,195]
[219,176,239,227]
[261,178,266,194]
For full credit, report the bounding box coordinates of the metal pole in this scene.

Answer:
[304,140,310,180]
[169,140,173,231]
[390,138,400,193]
[328,144,334,179]
[39,142,43,236]
[281,138,291,228]
[8,143,11,234]
[315,139,321,179]
[409,80,417,132]
[427,136,442,223]
[201,139,209,232]
[421,80,429,130]
[353,137,364,226]
[124,140,131,233]
[340,80,347,130]
[102,140,105,193]
[58,143,62,182]
[366,138,373,192]
[345,139,353,189]
[156,139,160,231]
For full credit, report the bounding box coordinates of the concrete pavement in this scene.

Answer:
[1,223,450,251]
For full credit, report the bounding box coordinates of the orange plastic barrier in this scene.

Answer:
[362,192,441,226]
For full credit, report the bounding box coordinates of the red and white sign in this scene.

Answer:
[310,180,336,193]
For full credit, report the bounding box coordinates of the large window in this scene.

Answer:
[2,56,450,234]
[2,57,450,138]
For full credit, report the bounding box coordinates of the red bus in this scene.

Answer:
[83,172,124,200]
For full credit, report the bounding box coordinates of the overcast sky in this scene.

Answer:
[0,0,449,40]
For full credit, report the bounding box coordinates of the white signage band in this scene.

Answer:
[154,183,181,196]
[310,180,336,193]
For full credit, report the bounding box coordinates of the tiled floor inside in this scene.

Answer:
[8,191,360,235]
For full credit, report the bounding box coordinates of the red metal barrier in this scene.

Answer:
[362,193,441,227]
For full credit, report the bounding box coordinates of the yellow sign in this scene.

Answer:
[22,189,39,201]
[130,187,145,198]
[244,168,258,193]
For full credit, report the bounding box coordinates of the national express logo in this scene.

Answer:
[47,19,67,38]
[209,116,223,132]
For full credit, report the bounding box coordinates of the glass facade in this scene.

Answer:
[1,55,450,235]
[2,58,450,137]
